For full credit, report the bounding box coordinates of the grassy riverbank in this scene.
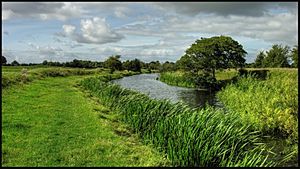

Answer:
[80,76,276,167]
[158,68,298,166]
[1,66,140,89]
[2,68,168,166]
[217,69,298,166]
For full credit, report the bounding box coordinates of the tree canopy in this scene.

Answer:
[104,55,123,73]
[253,51,266,68]
[177,36,247,78]
[263,44,290,67]
[122,58,142,72]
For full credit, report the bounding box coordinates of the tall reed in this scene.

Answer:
[217,69,298,140]
[80,76,275,167]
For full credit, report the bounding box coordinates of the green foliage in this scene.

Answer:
[159,70,238,89]
[217,69,298,141]
[122,58,142,72]
[194,73,220,90]
[263,44,290,67]
[177,36,247,78]
[1,67,108,89]
[80,76,276,167]
[148,61,161,71]
[104,55,123,73]
[160,61,176,72]
[290,46,298,68]
[253,51,266,68]
[159,71,196,88]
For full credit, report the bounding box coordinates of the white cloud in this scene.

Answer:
[63,25,76,36]
[58,17,124,44]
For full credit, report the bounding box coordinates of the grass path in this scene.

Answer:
[2,76,167,167]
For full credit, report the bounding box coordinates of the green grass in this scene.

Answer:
[80,76,276,167]
[2,74,168,166]
[159,69,238,88]
[159,71,196,88]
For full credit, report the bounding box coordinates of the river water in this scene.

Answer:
[112,73,222,108]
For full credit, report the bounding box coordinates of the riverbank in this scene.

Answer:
[158,68,298,166]
[80,75,277,167]
[1,66,141,89]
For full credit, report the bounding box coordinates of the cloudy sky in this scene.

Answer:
[2,2,298,63]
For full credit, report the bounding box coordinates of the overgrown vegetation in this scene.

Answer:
[217,69,298,139]
[80,76,276,167]
[252,45,298,68]
[159,69,238,89]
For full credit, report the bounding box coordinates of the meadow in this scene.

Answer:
[2,66,166,166]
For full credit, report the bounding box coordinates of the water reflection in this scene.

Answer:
[112,73,221,108]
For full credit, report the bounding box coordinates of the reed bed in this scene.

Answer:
[80,76,275,167]
[159,70,238,88]
[217,69,298,140]
[159,71,196,88]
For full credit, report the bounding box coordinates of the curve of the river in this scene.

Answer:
[112,73,222,108]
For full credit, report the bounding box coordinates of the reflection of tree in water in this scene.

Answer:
[178,89,218,108]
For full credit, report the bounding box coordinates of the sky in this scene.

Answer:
[2,2,298,64]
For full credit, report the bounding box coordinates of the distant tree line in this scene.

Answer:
[1,55,178,73]
[249,45,298,68]
[2,42,297,73]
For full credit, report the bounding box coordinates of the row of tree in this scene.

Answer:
[252,45,298,68]
[1,55,178,73]
[1,36,297,75]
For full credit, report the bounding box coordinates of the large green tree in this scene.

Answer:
[104,55,123,73]
[122,58,142,72]
[253,51,266,68]
[263,44,290,67]
[177,36,247,78]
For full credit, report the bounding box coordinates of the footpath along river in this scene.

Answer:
[112,73,222,108]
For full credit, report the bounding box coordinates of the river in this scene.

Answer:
[112,73,222,108]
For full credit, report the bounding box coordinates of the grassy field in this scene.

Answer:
[2,68,168,166]
[1,66,140,89]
